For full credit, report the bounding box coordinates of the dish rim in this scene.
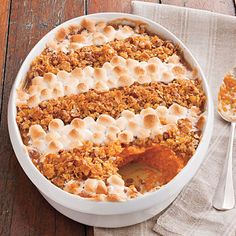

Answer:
[8,12,214,215]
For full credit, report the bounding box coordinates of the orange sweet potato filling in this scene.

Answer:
[118,144,184,189]
[218,74,236,113]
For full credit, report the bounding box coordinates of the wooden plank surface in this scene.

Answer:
[88,0,159,13]
[0,0,11,120]
[0,1,235,236]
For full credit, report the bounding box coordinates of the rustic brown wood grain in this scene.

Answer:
[161,0,236,15]
[0,0,11,118]
[0,1,87,236]
[1,1,235,236]
[88,0,159,13]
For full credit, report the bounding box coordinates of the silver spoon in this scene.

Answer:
[212,68,236,210]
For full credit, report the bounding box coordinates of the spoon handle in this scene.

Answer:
[213,122,235,210]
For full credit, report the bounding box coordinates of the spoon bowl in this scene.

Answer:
[212,70,236,210]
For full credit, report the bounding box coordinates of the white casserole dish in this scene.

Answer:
[8,12,214,228]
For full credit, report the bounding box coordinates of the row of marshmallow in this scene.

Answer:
[17,55,190,107]
[64,175,139,201]
[28,104,200,154]
[48,20,139,53]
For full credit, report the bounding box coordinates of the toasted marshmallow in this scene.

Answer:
[94,68,107,81]
[77,82,89,93]
[84,66,94,77]
[57,70,70,82]
[52,86,64,98]
[71,118,85,129]
[103,25,116,37]
[81,18,96,32]
[96,21,106,30]
[141,107,156,116]
[161,71,173,84]
[147,63,158,74]
[68,128,82,140]
[43,73,57,86]
[29,125,46,140]
[28,95,40,107]
[190,106,201,117]
[97,114,115,126]
[118,75,134,87]
[94,81,109,92]
[68,140,83,149]
[32,139,46,152]
[92,33,107,45]
[134,66,146,77]
[79,129,93,141]
[40,88,52,100]
[137,75,151,84]
[107,79,117,89]
[172,66,186,76]
[83,117,96,129]
[48,140,63,153]
[28,85,41,95]
[196,115,205,130]
[96,180,107,194]
[169,103,187,118]
[70,34,86,43]
[32,76,43,85]
[84,178,98,194]
[64,85,76,95]
[121,25,133,34]
[49,119,64,131]
[121,110,135,119]
[46,40,58,50]
[126,58,139,69]
[55,28,67,41]
[148,57,162,64]
[143,113,159,129]
[136,128,151,139]
[118,130,133,143]
[71,68,84,79]
[107,175,124,186]
[45,132,61,142]
[111,56,126,66]
[103,62,114,71]
[166,114,178,124]
[127,120,139,134]
[107,125,120,141]
[115,117,127,130]
[90,122,106,133]
[156,106,168,117]
[17,89,29,101]
[64,180,80,194]
[166,54,180,64]
[115,27,133,40]
[92,132,105,144]
[107,125,120,134]
[68,24,81,34]
[113,66,128,76]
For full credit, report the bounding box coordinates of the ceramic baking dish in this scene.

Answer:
[8,12,214,228]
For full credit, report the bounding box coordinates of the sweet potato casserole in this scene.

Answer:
[16,18,206,201]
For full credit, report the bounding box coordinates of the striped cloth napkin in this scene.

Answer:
[94,2,236,236]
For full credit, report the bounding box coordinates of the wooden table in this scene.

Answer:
[0,1,235,235]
